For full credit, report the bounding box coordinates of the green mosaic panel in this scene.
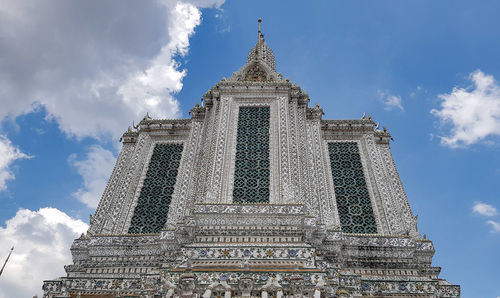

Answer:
[233,106,270,203]
[328,142,377,234]
[128,143,183,234]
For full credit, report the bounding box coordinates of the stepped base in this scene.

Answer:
[43,204,459,298]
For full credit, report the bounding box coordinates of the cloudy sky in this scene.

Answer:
[0,0,499,297]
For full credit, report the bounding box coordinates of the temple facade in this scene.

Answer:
[43,20,460,298]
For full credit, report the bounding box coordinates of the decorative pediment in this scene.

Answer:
[229,61,279,82]
[244,63,268,82]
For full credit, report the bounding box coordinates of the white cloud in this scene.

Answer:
[431,70,500,147]
[175,0,225,7]
[69,145,116,209]
[384,95,404,111]
[378,90,404,111]
[473,202,500,233]
[0,135,32,190]
[410,85,426,97]
[487,220,500,233]
[0,0,223,140]
[473,201,498,217]
[0,208,88,298]
[117,2,201,121]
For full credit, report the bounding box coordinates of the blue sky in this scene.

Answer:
[1,1,499,297]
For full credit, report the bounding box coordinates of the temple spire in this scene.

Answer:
[258,18,262,42]
[246,17,276,71]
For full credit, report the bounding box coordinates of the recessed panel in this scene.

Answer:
[233,106,270,203]
[328,142,377,234]
[128,143,183,234]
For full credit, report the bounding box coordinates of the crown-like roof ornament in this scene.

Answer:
[224,18,282,82]
[246,18,276,71]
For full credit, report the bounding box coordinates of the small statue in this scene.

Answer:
[178,273,196,296]
[238,274,254,296]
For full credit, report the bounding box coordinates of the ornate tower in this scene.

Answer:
[43,20,460,298]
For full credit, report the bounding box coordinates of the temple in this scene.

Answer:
[43,19,460,298]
